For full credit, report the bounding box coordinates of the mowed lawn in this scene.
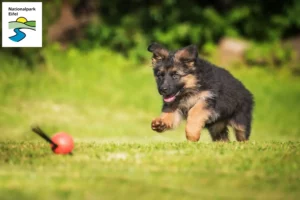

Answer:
[0,48,300,199]
[1,141,299,200]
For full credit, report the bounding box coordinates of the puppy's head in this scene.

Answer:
[148,43,199,103]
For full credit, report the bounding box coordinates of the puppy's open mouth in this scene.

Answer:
[163,91,180,103]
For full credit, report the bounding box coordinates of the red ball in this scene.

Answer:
[51,132,74,154]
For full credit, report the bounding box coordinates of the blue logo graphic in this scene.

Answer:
[9,17,36,42]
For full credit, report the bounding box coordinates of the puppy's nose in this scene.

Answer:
[160,87,168,94]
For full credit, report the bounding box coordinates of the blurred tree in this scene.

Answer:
[0,0,300,66]
[48,0,97,47]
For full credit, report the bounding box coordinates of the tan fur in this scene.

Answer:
[174,50,195,68]
[151,57,158,65]
[182,74,197,88]
[185,101,211,142]
[160,111,182,129]
[229,121,247,141]
[169,68,185,76]
[174,49,192,62]
[151,110,182,132]
[151,49,169,65]
[199,91,215,100]
[185,61,195,68]
[235,130,247,141]
[179,90,215,111]
[152,90,216,139]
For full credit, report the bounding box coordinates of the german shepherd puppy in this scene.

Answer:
[148,43,254,142]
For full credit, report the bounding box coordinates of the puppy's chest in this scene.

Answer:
[177,96,201,119]
[176,91,218,122]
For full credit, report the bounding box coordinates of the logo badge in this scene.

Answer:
[2,2,42,47]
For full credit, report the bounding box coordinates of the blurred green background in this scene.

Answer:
[0,0,300,141]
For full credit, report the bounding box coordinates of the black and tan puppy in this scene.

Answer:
[148,43,254,142]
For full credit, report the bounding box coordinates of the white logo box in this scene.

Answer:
[2,2,42,47]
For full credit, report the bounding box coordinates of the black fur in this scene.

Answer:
[148,43,254,141]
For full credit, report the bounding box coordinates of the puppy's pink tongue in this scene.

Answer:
[164,96,175,103]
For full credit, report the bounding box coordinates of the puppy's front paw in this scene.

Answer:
[151,118,168,133]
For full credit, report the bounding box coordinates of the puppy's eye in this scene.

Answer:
[156,72,164,79]
[172,74,180,79]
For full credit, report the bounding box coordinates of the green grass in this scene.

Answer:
[9,21,36,30]
[0,47,300,199]
[24,21,36,27]
[1,141,299,200]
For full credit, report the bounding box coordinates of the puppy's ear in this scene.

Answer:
[147,43,169,65]
[174,44,198,67]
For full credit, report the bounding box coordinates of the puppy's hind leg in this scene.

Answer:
[207,121,229,142]
[229,111,252,142]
